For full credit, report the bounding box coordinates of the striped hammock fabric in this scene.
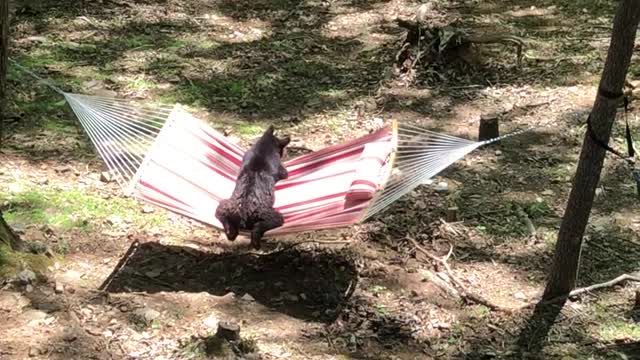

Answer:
[59,93,527,236]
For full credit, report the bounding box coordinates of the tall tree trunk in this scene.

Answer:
[0,0,8,147]
[543,0,640,300]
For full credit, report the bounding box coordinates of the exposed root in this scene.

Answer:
[407,237,512,312]
[393,17,526,77]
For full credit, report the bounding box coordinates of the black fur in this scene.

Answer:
[215,125,290,249]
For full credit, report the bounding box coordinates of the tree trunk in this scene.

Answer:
[543,0,640,300]
[0,211,24,251]
[0,0,8,147]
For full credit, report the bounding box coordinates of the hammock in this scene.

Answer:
[11,61,528,236]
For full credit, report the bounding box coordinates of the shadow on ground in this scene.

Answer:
[101,241,358,322]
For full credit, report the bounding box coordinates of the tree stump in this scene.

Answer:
[479,115,500,143]
[446,207,458,222]
[215,321,240,342]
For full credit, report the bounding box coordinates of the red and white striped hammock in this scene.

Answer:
[60,94,525,236]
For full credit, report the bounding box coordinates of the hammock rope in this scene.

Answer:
[9,60,531,235]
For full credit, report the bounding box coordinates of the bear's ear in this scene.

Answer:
[278,135,291,149]
[265,125,275,135]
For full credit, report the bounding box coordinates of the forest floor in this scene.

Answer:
[1,0,640,359]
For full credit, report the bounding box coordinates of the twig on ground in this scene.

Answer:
[407,237,511,312]
[324,327,337,353]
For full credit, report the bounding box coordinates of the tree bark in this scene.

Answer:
[543,0,640,300]
[0,0,8,148]
[0,211,24,251]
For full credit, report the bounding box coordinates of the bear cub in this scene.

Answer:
[215,125,290,249]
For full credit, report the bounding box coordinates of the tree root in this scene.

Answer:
[410,235,640,313]
[407,237,512,312]
[393,17,526,74]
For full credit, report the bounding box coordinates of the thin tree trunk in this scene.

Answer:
[0,211,24,251]
[543,0,640,300]
[0,0,8,148]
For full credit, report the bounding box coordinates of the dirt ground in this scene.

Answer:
[1,0,640,359]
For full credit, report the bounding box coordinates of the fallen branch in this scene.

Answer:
[518,272,640,310]
[423,269,461,300]
[407,237,511,312]
[545,273,640,303]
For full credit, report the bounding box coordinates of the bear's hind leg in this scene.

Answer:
[250,210,285,249]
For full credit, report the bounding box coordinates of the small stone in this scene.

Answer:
[25,284,34,293]
[85,326,102,336]
[203,314,218,329]
[131,307,160,327]
[434,182,448,192]
[240,293,255,302]
[144,269,161,278]
[23,309,48,326]
[541,189,554,196]
[141,206,155,214]
[63,329,78,342]
[0,291,29,311]
[513,292,527,300]
[100,171,113,183]
[494,150,503,156]
[433,322,451,329]
[15,269,37,285]
[53,282,64,294]
[282,293,299,302]
[12,223,26,235]
[29,347,40,357]
[60,270,83,283]
[421,179,434,186]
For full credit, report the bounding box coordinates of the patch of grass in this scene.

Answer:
[597,320,640,342]
[1,187,167,231]
[15,48,68,70]
[374,303,388,315]
[111,35,156,50]
[524,200,552,219]
[466,305,490,319]
[318,89,348,98]
[178,337,208,359]
[126,76,158,92]
[193,40,220,50]
[236,123,266,137]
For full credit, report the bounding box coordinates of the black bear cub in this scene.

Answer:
[215,125,290,249]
